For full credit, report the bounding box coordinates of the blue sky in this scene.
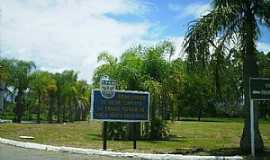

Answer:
[107,0,270,42]
[1,0,270,81]
[107,0,211,39]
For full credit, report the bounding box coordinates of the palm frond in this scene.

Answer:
[255,0,270,28]
[184,4,243,71]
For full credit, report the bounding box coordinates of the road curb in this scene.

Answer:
[0,137,243,160]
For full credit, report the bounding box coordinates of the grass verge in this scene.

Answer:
[0,118,269,156]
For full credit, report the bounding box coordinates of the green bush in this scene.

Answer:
[143,118,170,140]
[106,122,128,140]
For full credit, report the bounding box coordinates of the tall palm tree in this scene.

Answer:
[46,73,57,123]
[54,73,64,123]
[8,60,36,123]
[30,71,57,123]
[92,52,119,87]
[61,70,78,122]
[74,80,90,121]
[183,0,270,152]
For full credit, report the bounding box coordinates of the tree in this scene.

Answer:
[0,59,11,112]
[61,70,78,122]
[183,0,270,152]
[74,80,91,121]
[181,73,213,121]
[30,71,57,123]
[8,60,35,123]
[92,51,119,87]
[54,73,65,123]
[93,44,173,140]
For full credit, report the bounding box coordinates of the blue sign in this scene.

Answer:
[91,89,150,122]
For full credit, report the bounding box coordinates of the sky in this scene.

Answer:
[1,0,270,82]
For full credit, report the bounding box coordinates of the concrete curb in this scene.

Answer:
[0,137,243,160]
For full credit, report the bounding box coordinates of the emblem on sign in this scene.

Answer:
[100,75,116,99]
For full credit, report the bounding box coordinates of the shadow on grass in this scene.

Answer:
[179,118,224,123]
[177,118,245,123]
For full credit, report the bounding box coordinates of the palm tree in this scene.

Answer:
[8,60,35,123]
[92,51,119,87]
[61,70,78,122]
[46,74,57,123]
[30,71,56,123]
[183,0,270,152]
[74,80,90,121]
[54,73,65,123]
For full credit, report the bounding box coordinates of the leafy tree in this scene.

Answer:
[7,60,35,123]
[61,70,78,122]
[0,59,11,112]
[181,73,213,121]
[92,51,119,87]
[93,42,175,140]
[54,71,89,123]
[183,0,270,152]
[30,71,57,123]
[74,80,91,121]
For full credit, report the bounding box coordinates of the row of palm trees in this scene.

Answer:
[0,59,91,123]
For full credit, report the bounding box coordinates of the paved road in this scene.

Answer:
[0,143,139,160]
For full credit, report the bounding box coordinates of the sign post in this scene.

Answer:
[103,121,108,150]
[249,78,270,157]
[250,99,255,157]
[133,123,137,149]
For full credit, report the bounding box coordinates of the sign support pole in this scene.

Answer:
[250,99,255,157]
[103,121,107,150]
[133,123,137,150]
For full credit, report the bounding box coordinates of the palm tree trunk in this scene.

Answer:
[240,50,264,152]
[37,94,41,124]
[177,106,180,121]
[240,9,264,152]
[63,104,66,122]
[57,96,61,123]
[15,89,23,123]
[198,106,202,121]
[0,81,5,112]
[48,95,54,123]
[69,100,74,122]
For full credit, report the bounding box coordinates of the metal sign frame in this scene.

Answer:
[249,77,270,157]
[90,89,150,122]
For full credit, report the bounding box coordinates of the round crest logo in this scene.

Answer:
[100,75,116,99]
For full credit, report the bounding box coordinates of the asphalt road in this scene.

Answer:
[0,143,139,160]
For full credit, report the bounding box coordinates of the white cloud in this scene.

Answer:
[168,36,185,59]
[1,0,153,82]
[257,42,270,53]
[168,2,210,19]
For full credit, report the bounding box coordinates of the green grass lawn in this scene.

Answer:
[0,118,269,156]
